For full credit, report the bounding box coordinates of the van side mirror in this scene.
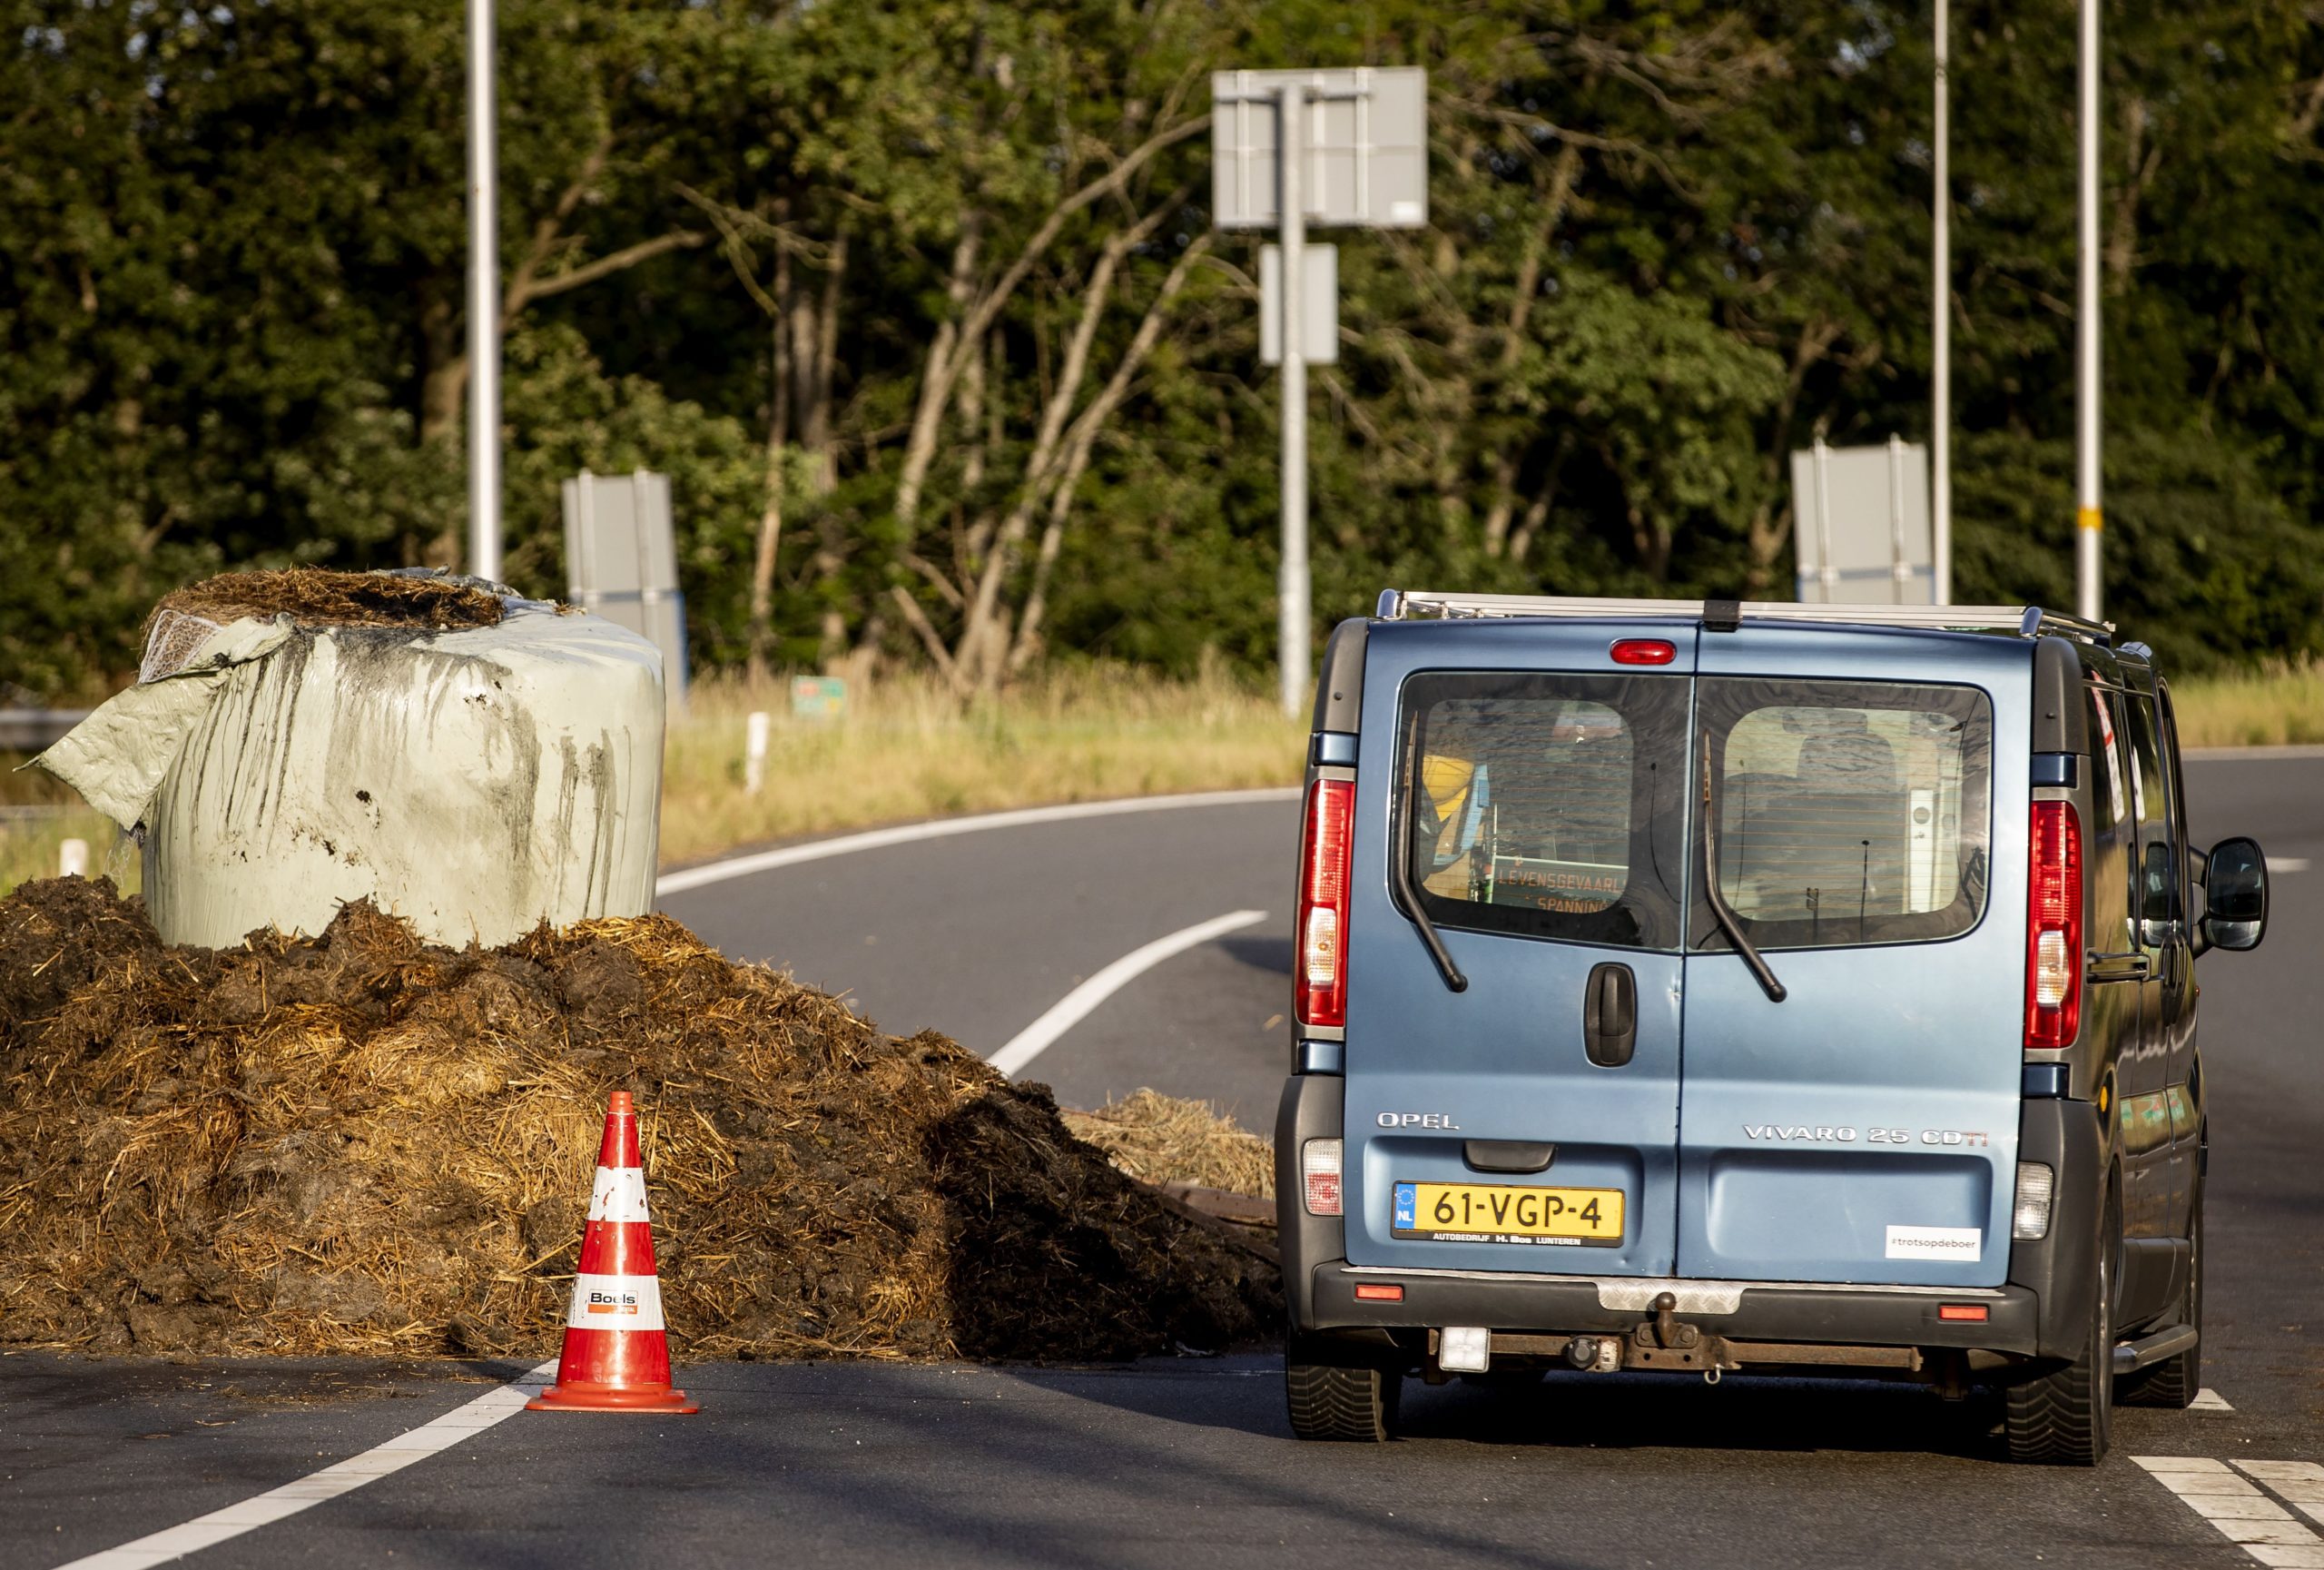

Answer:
[2201,837,2269,953]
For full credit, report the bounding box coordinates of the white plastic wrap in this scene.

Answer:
[38,597,664,948]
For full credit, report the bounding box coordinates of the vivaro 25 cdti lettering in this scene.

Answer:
[1276,593,2270,1464]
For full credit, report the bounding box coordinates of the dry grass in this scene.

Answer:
[659,666,1305,868]
[2169,658,2324,748]
[0,753,141,902]
[0,811,137,901]
[11,654,2314,903]
[0,668,1301,900]
[1061,1090,1276,1200]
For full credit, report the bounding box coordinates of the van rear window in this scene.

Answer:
[1697,678,1992,951]
[1399,672,1689,950]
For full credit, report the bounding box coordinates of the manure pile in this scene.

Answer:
[1062,1090,1275,1200]
[0,879,1279,1361]
[149,567,506,634]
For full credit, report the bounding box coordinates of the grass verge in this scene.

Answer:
[2167,658,2324,747]
[658,667,1305,868]
[0,754,140,900]
[9,657,2311,900]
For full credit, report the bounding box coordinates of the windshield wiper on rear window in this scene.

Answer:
[1699,754,1787,1002]
[1395,713,1468,993]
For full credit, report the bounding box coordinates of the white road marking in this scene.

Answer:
[2266,857,2310,874]
[988,910,1268,1078]
[2137,1456,2324,1567]
[2193,1387,2237,1409]
[2240,1463,2324,1526]
[655,788,1301,896]
[53,1362,557,1569]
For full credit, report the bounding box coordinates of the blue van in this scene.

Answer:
[1275,593,2271,1464]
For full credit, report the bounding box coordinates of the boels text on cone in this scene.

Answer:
[528,1091,700,1414]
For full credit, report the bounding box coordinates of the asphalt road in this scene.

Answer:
[657,795,1303,1127]
[5,756,2319,1570]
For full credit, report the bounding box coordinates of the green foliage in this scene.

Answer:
[5,0,2322,698]
[500,324,764,667]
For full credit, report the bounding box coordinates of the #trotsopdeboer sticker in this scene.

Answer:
[1884,1224,1982,1262]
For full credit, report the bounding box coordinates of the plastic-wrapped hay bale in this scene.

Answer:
[35,569,664,947]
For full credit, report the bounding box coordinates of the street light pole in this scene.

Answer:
[2074,0,2102,621]
[1931,0,1952,606]
[1276,84,1310,716]
[466,0,502,586]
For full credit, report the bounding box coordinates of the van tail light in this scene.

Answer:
[1302,1139,1344,1216]
[2024,803,2083,1050]
[1297,779,1355,1028]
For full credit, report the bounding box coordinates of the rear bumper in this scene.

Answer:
[1276,1075,2101,1366]
[1306,1262,2042,1358]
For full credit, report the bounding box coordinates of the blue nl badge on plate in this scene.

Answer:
[1393,1182,1416,1231]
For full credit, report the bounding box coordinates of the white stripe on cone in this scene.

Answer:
[587,1165,651,1223]
[564,1272,666,1332]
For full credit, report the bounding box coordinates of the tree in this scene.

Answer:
[7,0,2323,699]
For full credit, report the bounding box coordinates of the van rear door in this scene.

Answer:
[1341,620,1694,1279]
[1676,629,2031,1288]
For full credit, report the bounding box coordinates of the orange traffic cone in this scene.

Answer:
[527,1091,700,1414]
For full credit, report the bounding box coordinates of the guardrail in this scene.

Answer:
[0,710,89,751]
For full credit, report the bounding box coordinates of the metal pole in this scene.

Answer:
[1812,436,1837,604]
[1932,0,1953,605]
[2074,0,2102,621]
[466,0,502,585]
[1887,433,1911,604]
[1277,83,1310,716]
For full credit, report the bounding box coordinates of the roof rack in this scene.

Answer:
[1374,591,2112,645]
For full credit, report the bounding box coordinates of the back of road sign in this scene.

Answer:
[1260,244,1338,365]
[563,469,690,701]
[1790,439,1935,606]
[1211,68,1429,231]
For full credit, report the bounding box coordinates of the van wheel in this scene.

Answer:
[1285,1346,1402,1441]
[2121,1195,2202,1409]
[2004,1242,2114,1465]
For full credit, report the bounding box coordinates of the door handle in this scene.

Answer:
[1584,962,1637,1068]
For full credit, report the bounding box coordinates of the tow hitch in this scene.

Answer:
[1461,1290,1927,1381]
[1625,1291,1733,1376]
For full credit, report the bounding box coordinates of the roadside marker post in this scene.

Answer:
[744,710,770,795]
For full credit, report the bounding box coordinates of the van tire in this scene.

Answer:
[2004,1242,2114,1465]
[1285,1351,1401,1442]
[2120,1194,2202,1409]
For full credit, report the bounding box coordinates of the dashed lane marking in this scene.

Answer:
[655,788,1301,896]
[2194,1387,2237,1410]
[50,1361,557,1570]
[987,909,1269,1078]
[2266,857,2311,874]
[2240,1464,2324,1530]
[2135,1456,2324,1568]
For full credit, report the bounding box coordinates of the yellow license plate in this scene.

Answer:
[1392,1181,1624,1247]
